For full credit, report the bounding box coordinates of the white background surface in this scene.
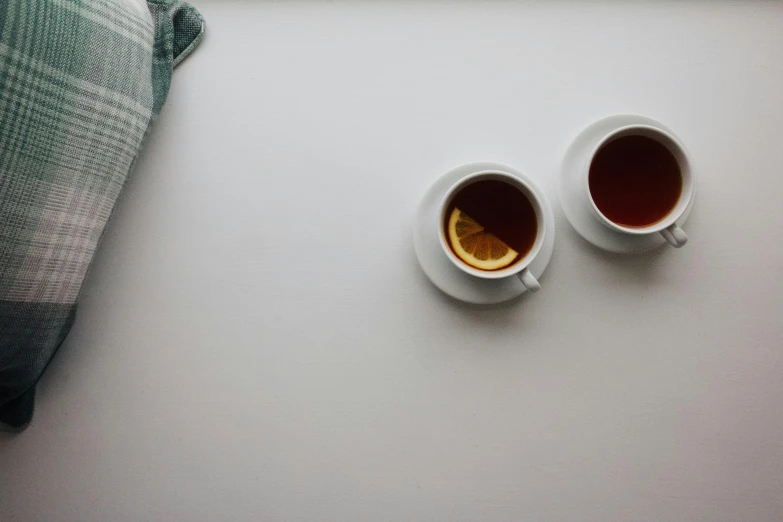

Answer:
[2,1,783,520]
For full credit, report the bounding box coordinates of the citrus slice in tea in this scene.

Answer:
[447,208,518,270]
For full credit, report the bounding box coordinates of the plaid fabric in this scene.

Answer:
[0,0,204,431]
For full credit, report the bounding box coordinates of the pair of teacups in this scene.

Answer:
[438,124,694,293]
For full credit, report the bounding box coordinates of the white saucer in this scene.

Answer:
[559,114,696,254]
[413,162,555,305]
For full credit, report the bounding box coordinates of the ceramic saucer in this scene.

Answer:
[413,162,555,305]
[559,114,696,254]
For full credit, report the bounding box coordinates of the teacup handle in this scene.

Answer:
[517,268,541,293]
[660,223,688,248]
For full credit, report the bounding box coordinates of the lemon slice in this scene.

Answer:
[447,208,518,270]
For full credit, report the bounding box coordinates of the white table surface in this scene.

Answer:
[2,2,783,521]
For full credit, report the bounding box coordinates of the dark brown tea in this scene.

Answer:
[589,135,682,227]
[445,179,538,271]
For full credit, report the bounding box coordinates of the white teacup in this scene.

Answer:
[583,125,694,247]
[438,171,547,292]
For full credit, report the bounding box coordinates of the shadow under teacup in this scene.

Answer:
[583,125,694,248]
[437,170,547,292]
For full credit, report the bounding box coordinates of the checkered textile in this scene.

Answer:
[0,0,204,431]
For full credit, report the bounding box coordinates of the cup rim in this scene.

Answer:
[437,170,546,279]
[584,124,694,235]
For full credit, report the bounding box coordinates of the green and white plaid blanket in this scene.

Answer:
[0,0,204,430]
